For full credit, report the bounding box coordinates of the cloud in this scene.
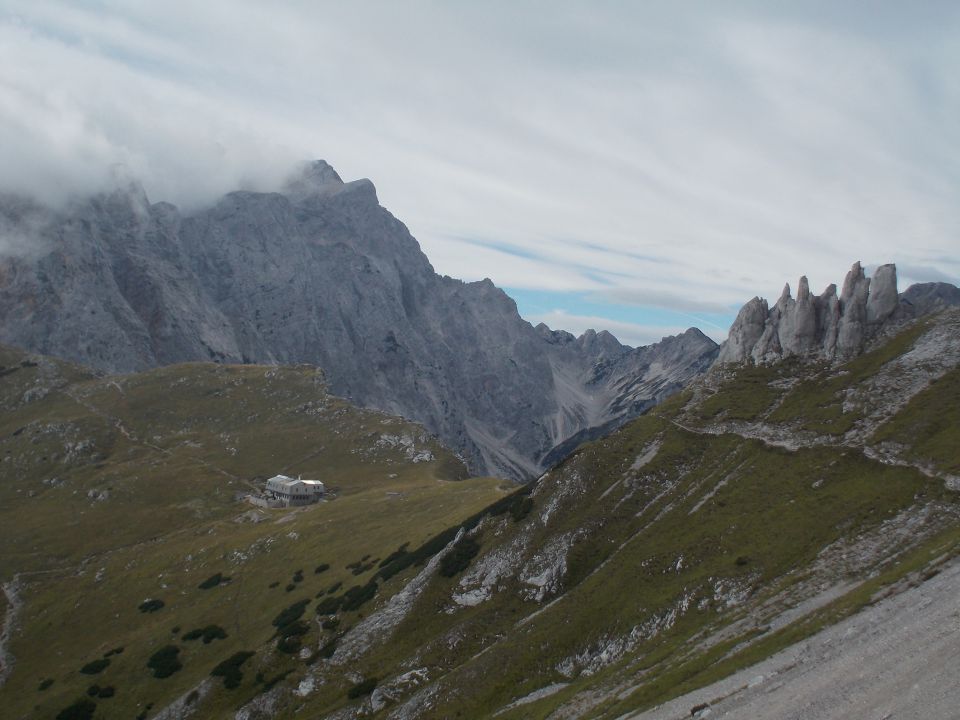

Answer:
[0,2,957,336]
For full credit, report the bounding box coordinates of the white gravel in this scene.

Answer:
[629,556,960,720]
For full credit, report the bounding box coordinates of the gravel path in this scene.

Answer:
[629,556,960,720]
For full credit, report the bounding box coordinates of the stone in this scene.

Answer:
[714,261,956,367]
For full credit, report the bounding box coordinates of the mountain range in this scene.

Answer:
[0,161,719,480]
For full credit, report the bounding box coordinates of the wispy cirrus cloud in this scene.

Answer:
[0,2,957,344]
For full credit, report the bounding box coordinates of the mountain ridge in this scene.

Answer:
[0,160,717,480]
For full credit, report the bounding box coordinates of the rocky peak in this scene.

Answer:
[282,159,347,200]
[716,262,911,366]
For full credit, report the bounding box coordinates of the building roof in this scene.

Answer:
[266,474,324,490]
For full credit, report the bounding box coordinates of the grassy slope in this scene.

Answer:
[0,348,509,719]
[281,315,958,720]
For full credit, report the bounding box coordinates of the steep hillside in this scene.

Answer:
[0,163,718,479]
[0,347,510,719]
[167,310,960,720]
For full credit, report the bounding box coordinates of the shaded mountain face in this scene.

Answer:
[0,161,718,480]
[715,261,960,366]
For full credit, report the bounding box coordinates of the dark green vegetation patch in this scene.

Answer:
[55,698,96,720]
[210,651,255,689]
[439,535,481,577]
[138,598,165,613]
[147,645,182,679]
[79,658,110,675]
[347,677,378,699]
[182,625,228,644]
[197,572,229,590]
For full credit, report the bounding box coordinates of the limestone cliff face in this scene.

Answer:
[0,161,718,479]
[715,261,956,366]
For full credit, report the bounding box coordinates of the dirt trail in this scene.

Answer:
[629,555,960,720]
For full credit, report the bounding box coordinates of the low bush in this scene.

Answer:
[86,685,100,697]
[347,677,377,699]
[210,651,255,689]
[277,619,309,639]
[316,596,343,615]
[314,563,330,574]
[103,647,124,658]
[510,496,534,522]
[97,687,115,699]
[292,569,304,583]
[198,573,228,590]
[183,625,228,644]
[285,583,296,592]
[276,635,301,654]
[38,678,54,691]
[79,658,110,675]
[138,599,165,613]
[268,581,280,589]
[147,645,182,679]
[272,599,310,630]
[318,638,337,659]
[321,617,340,630]
[55,698,96,720]
[340,582,377,612]
[439,536,480,577]
[326,581,342,594]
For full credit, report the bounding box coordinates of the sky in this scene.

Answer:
[1,1,958,346]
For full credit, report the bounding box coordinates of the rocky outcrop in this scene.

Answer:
[715,261,956,366]
[0,161,718,480]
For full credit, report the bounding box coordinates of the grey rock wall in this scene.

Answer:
[0,161,718,480]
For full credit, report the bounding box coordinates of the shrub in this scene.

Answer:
[439,536,480,577]
[86,685,100,697]
[260,669,293,691]
[326,581,342,594]
[316,596,343,615]
[79,658,110,675]
[138,599,165,613]
[198,573,228,590]
[171,626,181,635]
[314,563,330,574]
[276,636,301,654]
[97,687,115,699]
[183,625,228,644]
[277,619,309,639]
[268,581,280,589]
[103,647,124,658]
[321,617,340,630]
[272,599,310,630]
[510,496,534,522]
[38,678,54,691]
[285,584,296,592]
[378,544,409,568]
[147,645,182,679]
[55,698,96,720]
[292,570,304,583]
[340,582,377,612]
[210,651,255,689]
[318,638,337,659]
[185,690,200,705]
[347,677,377,699]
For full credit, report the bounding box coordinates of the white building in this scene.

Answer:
[264,475,325,506]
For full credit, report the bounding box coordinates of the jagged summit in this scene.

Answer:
[0,161,717,480]
[716,261,957,366]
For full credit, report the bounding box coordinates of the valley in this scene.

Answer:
[2,307,955,719]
